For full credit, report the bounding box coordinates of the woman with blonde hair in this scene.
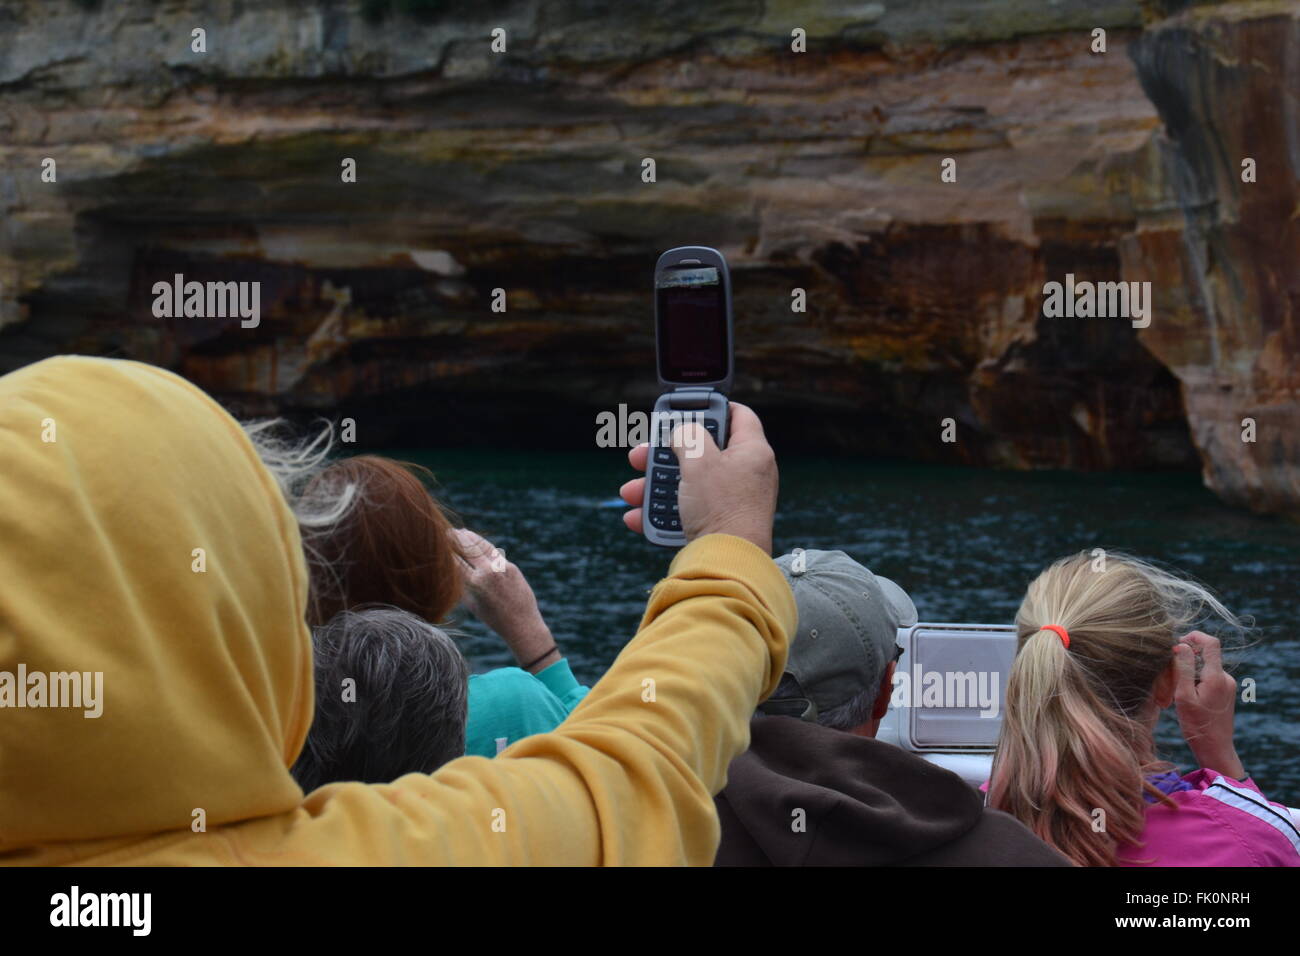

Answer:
[988,551,1299,867]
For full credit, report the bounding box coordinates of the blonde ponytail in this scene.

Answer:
[989,552,1242,866]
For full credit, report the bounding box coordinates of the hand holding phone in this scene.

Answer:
[1173,631,1246,779]
[619,402,777,555]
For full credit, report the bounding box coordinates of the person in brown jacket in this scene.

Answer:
[715,549,1070,867]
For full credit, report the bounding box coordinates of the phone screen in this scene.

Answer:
[656,265,728,384]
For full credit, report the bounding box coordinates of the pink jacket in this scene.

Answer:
[1117,770,1300,867]
[981,770,1300,866]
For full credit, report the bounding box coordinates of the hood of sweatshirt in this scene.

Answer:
[0,356,313,861]
[716,715,1008,866]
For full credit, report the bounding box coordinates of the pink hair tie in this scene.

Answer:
[1040,625,1070,650]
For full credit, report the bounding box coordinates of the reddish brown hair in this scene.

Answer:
[304,456,463,628]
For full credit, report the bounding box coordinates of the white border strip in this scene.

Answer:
[1205,776,1300,857]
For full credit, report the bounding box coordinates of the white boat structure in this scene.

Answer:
[877,623,1300,823]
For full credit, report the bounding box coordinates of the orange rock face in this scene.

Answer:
[1127,5,1300,515]
[0,1,1294,513]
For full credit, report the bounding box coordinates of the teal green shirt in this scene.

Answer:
[465,658,590,758]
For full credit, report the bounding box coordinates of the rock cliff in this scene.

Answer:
[0,0,1295,512]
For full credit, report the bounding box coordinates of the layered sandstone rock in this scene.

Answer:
[0,0,1294,512]
[1127,1,1300,514]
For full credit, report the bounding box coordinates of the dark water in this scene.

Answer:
[397,448,1300,805]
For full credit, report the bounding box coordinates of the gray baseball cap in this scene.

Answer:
[762,549,918,722]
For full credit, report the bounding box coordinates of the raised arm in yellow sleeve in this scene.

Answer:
[0,358,786,867]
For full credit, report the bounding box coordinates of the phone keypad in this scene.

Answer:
[647,490,680,528]
[648,442,681,528]
[647,417,721,534]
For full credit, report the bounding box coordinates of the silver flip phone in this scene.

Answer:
[643,246,734,548]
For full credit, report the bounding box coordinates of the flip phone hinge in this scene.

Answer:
[666,386,717,410]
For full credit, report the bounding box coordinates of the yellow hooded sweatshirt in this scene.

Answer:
[0,356,794,865]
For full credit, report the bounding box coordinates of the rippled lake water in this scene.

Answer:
[398,448,1300,805]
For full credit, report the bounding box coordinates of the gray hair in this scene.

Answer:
[241,418,359,529]
[291,606,469,791]
[242,418,363,601]
[771,673,879,733]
